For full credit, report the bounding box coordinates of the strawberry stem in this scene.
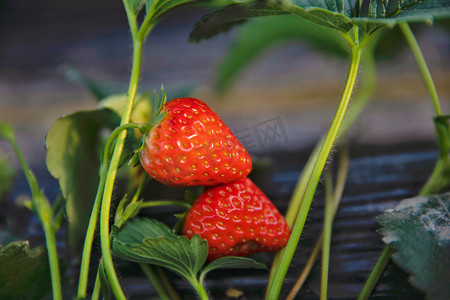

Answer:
[96,0,163,295]
[141,200,192,209]
[77,124,142,298]
[266,29,363,299]
[357,246,394,300]
[189,277,209,300]
[140,264,173,299]
[1,124,62,300]
[399,22,442,117]
[321,172,334,300]
[98,30,143,300]
[286,147,349,300]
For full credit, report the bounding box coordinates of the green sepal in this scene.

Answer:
[128,135,146,167]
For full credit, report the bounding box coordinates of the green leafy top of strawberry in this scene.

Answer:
[183,177,290,260]
[140,97,252,187]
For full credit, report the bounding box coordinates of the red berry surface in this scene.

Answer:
[183,177,290,260]
[140,98,252,187]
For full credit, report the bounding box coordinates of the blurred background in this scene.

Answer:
[0,0,449,168]
[1,1,449,299]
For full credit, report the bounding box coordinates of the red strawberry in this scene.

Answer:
[183,177,290,260]
[140,98,252,187]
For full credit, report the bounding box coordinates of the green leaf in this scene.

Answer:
[0,241,52,299]
[200,256,266,283]
[191,0,449,44]
[216,14,349,93]
[190,0,354,42]
[45,109,120,250]
[113,218,175,244]
[378,193,450,299]
[112,218,208,281]
[354,0,450,36]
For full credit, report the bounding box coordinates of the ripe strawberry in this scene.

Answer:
[140,98,252,187]
[183,177,290,260]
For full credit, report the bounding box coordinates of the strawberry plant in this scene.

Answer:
[0,0,449,300]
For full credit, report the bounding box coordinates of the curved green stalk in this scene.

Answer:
[266,43,362,300]
[267,37,376,291]
[77,123,141,298]
[419,157,448,196]
[130,172,148,203]
[398,22,442,117]
[91,271,101,300]
[287,147,349,300]
[141,200,192,209]
[98,0,164,295]
[189,277,209,300]
[3,128,62,300]
[400,22,447,196]
[357,246,394,300]
[321,173,334,300]
[99,37,143,300]
[140,264,171,299]
[156,267,182,300]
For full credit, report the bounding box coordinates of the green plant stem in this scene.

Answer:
[6,133,63,300]
[266,44,362,300]
[99,37,143,300]
[189,277,209,300]
[91,271,101,300]
[140,264,172,299]
[268,31,377,294]
[357,246,394,300]
[287,147,349,300]
[398,22,442,117]
[141,200,192,209]
[41,221,62,300]
[131,172,148,203]
[50,193,64,216]
[156,267,182,300]
[77,123,141,299]
[53,208,66,230]
[77,163,107,299]
[286,233,323,300]
[321,173,334,300]
[419,157,448,196]
[400,22,448,196]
